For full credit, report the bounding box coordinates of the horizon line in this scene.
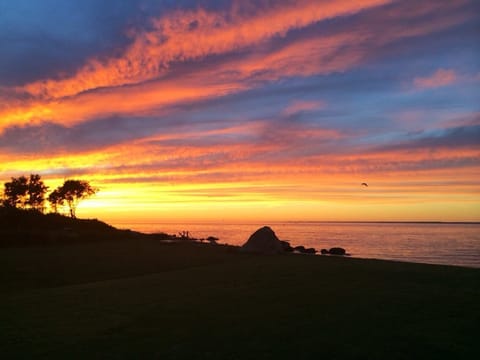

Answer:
[109,219,480,225]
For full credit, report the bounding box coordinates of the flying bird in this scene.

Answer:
[361,182,368,187]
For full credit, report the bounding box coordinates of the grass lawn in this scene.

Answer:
[1,239,479,359]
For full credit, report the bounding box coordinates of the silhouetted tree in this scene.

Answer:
[50,179,97,218]
[47,188,63,214]
[2,174,48,211]
[27,174,49,212]
[3,176,28,208]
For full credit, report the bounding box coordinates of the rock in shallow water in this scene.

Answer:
[293,246,317,254]
[294,245,306,252]
[328,247,347,256]
[280,240,294,252]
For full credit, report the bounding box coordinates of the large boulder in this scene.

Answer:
[241,226,285,254]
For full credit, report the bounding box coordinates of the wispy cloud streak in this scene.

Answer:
[414,69,457,89]
[17,0,391,100]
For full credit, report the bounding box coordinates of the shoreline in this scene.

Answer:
[1,209,478,269]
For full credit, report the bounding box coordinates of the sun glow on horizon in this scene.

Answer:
[67,176,480,223]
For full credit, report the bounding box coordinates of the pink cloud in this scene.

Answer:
[282,100,326,116]
[413,68,457,89]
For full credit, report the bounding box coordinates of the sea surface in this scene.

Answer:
[113,221,480,268]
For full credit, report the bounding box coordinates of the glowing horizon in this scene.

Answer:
[1,0,479,222]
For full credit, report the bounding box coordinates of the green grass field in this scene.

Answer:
[1,237,479,359]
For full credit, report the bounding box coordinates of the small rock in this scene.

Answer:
[293,245,317,254]
[294,245,306,252]
[206,236,219,244]
[304,247,317,254]
[329,247,346,256]
[280,240,294,252]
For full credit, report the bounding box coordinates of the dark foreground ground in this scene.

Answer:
[1,236,479,360]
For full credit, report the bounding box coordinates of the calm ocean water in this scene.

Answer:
[113,221,480,268]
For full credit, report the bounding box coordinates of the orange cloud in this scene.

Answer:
[0,74,247,130]
[413,68,457,89]
[1,0,473,132]
[18,0,392,100]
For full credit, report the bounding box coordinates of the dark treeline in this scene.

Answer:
[1,174,97,218]
[0,174,204,247]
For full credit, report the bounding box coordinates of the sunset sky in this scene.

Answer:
[0,0,479,223]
